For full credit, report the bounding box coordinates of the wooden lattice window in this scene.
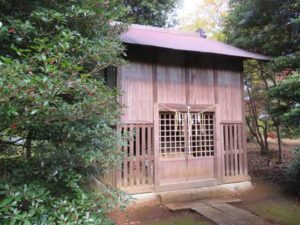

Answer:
[159,113,185,158]
[159,112,215,158]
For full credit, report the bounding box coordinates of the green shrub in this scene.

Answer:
[0,0,129,224]
[0,180,126,225]
[284,148,300,196]
[0,157,128,225]
[0,183,50,225]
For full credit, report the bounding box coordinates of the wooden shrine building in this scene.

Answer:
[102,24,269,194]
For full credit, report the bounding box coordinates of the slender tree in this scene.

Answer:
[225,0,300,162]
[244,61,270,154]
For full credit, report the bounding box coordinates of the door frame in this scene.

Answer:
[153,103,217,192]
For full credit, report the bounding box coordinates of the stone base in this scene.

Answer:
[129,181,252,205]
[131,192,159,203]
[159,181,252,204]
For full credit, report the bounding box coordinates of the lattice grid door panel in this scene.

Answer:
[159,112,215,159]
[189,113,214,157]
[159,113,185,158]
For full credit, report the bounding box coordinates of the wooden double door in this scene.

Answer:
[158,112,216,184]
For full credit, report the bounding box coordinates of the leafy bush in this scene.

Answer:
[0,0,129,224]
[0,159,128,225]
[284,148,300,196]
[0,182,118,225]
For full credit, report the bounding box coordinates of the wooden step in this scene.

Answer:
[209,203,266,225]
[193,205,243,225]
[165,198,242,211]
[165,201,278,225]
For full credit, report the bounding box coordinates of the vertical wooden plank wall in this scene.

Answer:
[216,58,248,182]
[188,54,215,105]
[217,69,242,122]
[120,62,154,123]
[114,46,248,192]
[156,51,186,104]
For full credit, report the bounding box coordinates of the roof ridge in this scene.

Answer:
[121,24,271,60]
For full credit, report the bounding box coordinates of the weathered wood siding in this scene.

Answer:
[120,46,243,123]
[188,54,215,105]
[119,61,154,123]
[111,45,248,193]
[217,69,243,121]
[157,50,186,104]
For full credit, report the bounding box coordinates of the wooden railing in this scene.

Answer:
[221,122,247,182]
[116,124,154,193]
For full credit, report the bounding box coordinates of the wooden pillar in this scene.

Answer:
[153,104,160,191]
[213,57,223,183]
[115,125,122,188]
[185,53,190,105]
[240,72,248,176]
[152,60,160,192]
[115,66,122,188]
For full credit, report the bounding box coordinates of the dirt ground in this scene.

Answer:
[235,180,300,225]
[247,139,299,183]
[110,139,300,225]
[109,199,215,225]
[236,139,300,225]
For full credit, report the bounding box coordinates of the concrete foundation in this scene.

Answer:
[130,181,252,204]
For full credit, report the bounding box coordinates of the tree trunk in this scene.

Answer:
[262,122,270,154]
[246,117,269,154]
[275,123,283,163]
[245,81,270,154]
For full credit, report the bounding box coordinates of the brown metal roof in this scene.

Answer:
[121,24,270,60]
